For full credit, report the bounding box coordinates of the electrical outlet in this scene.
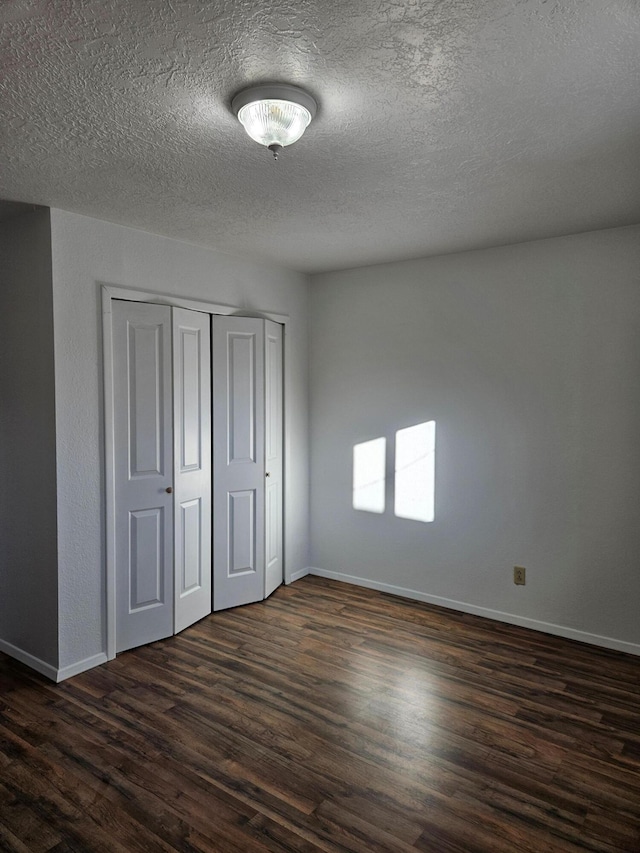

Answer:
[514,566,526,585]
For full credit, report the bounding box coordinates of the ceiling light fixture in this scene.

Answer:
[231,84,317,161]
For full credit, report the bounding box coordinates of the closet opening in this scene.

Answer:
[102,286,287,659]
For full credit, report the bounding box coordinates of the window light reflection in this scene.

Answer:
[353,437,386,513]
[394,421,436,522]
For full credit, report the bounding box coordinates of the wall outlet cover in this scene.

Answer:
[514,566,526,585]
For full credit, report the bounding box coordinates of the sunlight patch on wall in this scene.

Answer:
[352,437,386,513]
[394,421,436,523]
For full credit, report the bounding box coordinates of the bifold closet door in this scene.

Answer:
[172,307,212,633]
[264,320,283,599]
[113,301,174,652]
[112,300,212,653]
[212,316,284,611]
[212,317,265,610]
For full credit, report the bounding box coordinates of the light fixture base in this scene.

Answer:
[231,84,317,120]
[268,143,283,161]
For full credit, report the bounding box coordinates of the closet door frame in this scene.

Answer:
[102,284,288,661]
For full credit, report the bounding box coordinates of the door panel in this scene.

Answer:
[228,489,256,573]
[173,308,212,633]
[228,332,257,463]
[266,481,279,565]
[213,317,265,610]
[264,320,283,598]
[128,323,165,477]
[129,508,166,608]
[180,498,202,591]
[113,300,174,653]
[179,330,202,470]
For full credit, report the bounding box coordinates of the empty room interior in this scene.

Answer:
[1,1,639,851]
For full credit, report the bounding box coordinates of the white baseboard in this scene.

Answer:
[287,566,311,584]
[56,652,108,682]
[307,567,640,657]
[0,638,58,681]
[0,639,109,683]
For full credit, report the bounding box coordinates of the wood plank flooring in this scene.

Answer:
[1,575,639,852]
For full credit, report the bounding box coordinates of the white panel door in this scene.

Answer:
[173,308,212,633]
[212,317,265,610]
[264,320,283,598]
[113,300,174,653]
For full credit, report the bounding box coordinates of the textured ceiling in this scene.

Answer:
[1,0,638,273]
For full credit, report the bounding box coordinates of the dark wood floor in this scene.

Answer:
[1,576,639,852]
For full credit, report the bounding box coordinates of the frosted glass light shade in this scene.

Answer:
[237,99,312,148]
[232,84,317,153]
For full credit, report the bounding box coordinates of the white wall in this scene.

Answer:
[50,210,310,672]
[310,225,640,653]
[0,210,59,670]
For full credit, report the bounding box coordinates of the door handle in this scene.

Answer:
[165,486,173,494]
[265,472,271,478]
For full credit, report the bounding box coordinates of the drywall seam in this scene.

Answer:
[308,568,640,658]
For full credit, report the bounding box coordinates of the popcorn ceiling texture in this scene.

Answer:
[1,0,638,272]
